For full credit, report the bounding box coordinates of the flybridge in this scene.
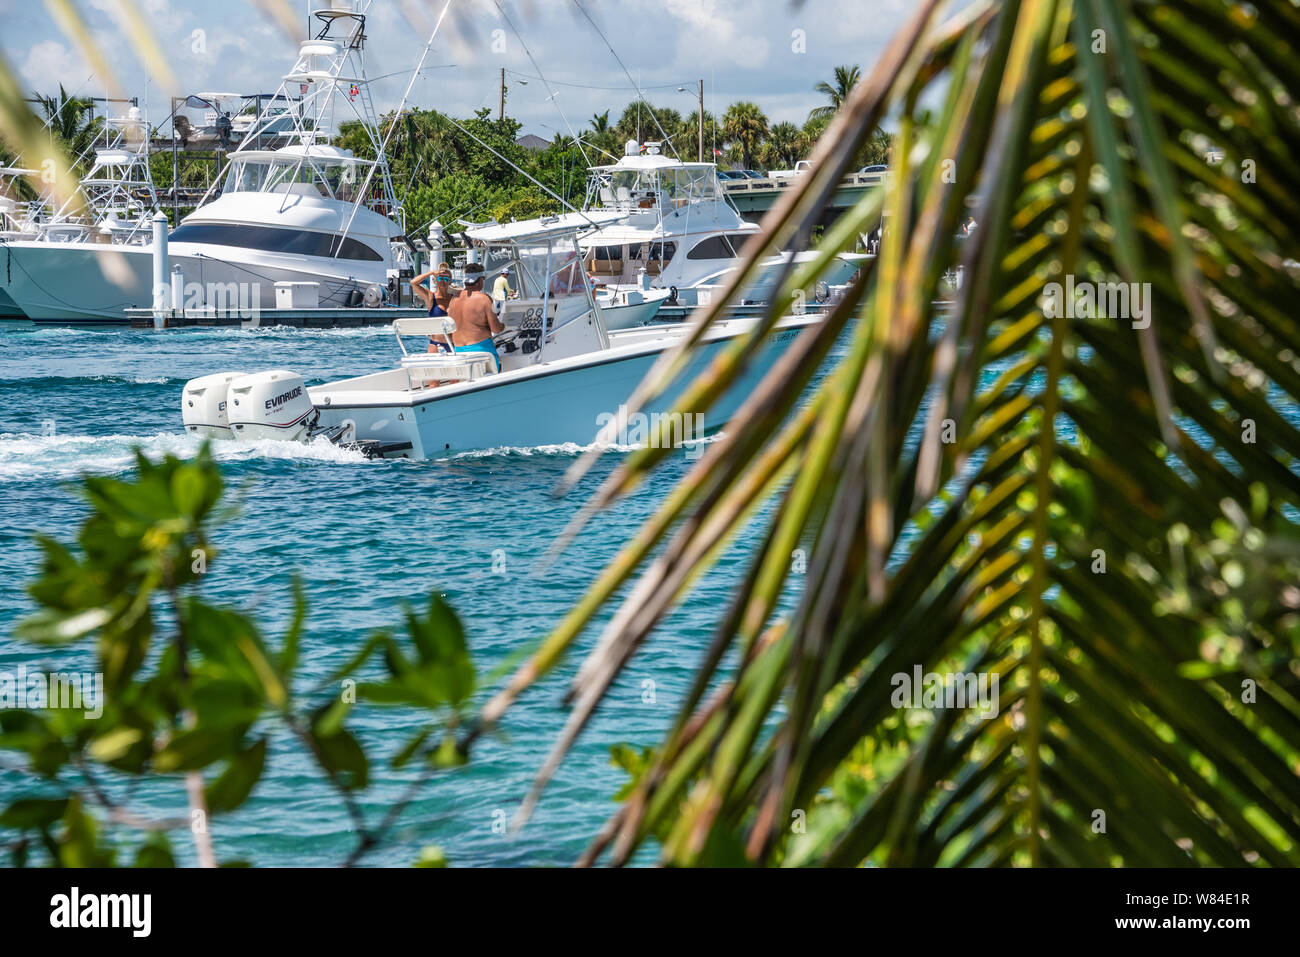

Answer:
[586,139,728,216]
[194,0,400,228]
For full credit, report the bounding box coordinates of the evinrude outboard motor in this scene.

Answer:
[226,370,316,441]
[181,372,246,438]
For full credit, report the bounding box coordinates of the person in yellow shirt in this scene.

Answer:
[491,268,515,311]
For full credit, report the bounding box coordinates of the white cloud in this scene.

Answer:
[19,41,86,94]
[3,0,919,137]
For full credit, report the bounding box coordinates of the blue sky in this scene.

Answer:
[1,0,920,138]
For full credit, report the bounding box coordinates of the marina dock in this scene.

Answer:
[122,306,428,329]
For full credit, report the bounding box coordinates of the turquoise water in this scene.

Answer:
[0,322,795,866]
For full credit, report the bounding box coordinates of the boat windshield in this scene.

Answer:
[479,235,587,301]
[221,155,369,202]
[591,164,723,212]
[662,166,724,205]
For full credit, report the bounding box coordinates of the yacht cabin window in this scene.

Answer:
[168,222,383,261]
[686,233,750,260]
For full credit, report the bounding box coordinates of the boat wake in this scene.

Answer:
[446,434,724,461]
[0,430,366,481]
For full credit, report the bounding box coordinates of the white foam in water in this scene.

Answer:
[167,324,397,340]
[447,433,724,460]
[0,431,366,481]
[0,426,724,477]
[19,326,117,338]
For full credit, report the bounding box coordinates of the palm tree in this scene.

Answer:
[613,101,684,156]
[721,101,769,172]
[761,121,806,172]
[678,110,713,163]
[35,84,99,168]
[808,64,861,123]
[584,109,620,159]
[858,127,891,168]
[485,0,1300,867]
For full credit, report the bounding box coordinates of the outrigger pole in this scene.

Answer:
[336,0,455,251]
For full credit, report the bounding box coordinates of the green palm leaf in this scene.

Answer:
[486,0,1300,867]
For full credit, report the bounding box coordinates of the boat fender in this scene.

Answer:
[667,285,678,304]
[345,288,364,307]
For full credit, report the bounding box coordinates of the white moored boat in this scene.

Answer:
[580,141,866,319]
[1,2,408,322]
[182,218,815,459]
[1,106,159,319]
[1,165,41,318]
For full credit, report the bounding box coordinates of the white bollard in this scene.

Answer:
[151,212,169,329]
[170,264,184,314]
[428,220,445,270]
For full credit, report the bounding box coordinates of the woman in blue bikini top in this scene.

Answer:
[410,264,458,352]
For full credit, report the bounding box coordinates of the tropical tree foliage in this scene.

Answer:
[585,109,620,159]
[761,121,808,171]
[809,65,893,169]
[722,100,770,171]
[808,64,863,122]
[0,447,475,867]
[35,85,101,166]
[482,0,1300,867]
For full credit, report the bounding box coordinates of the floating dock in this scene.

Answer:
[123,306,429,329]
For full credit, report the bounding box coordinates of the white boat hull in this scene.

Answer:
[309,317,812,458]
[599,295,665,330]
[0,239,388,322]
[0,287,25,319]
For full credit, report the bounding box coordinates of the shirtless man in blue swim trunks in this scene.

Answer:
[447,262,504,371]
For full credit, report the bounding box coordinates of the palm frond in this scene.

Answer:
[490,0,1300,867]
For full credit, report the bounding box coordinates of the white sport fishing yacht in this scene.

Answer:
[0,1,406,322]
[581,141,865,321]
[1,106,159,318]
[1,165,41,318]
[181,216,816,458]
[1,165,43,242]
